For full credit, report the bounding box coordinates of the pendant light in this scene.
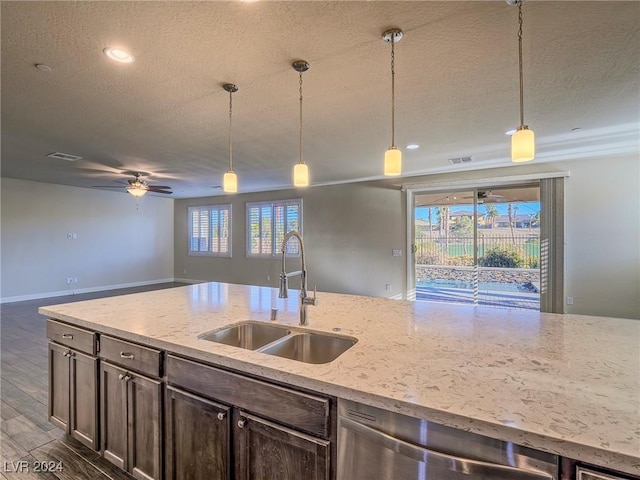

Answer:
[382,28,403,176]
[292,61,310,187]
[223,83,238,193]
[509,0,535,162]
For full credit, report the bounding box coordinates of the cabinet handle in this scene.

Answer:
[63,350,71,357]
[120,352,135,360]
[217,412,226,421]
[119,373,125,380]
[62,333,74,339]
[118,374,131,381]
[237,419,247,429]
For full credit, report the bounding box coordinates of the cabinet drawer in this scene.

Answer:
[47,319,96,355]
[166,354,330,438]
[100,335,162,378]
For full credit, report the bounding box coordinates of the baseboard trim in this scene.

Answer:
[1,278,180,304]
[173,277,203,285]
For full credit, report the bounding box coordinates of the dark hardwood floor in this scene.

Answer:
[1,282,188,480]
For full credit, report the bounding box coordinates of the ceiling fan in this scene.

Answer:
[461,191,506,202]
[92,172,173,197]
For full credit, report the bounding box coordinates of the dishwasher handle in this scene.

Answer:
[340,416,555,480]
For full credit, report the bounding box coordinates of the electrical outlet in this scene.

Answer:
[73,277,78,283]
[392,249,402,257]
[385,284,391,291]
[566,296,574,305]
[66,277,74,284]
[266,275,271,281]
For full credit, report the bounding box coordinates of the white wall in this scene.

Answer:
[1,178,175,302]
[174,183,405,298]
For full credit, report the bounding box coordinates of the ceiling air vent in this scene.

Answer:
[448,156,473,165]
[47,152,83,162]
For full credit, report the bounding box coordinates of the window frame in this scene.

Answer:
[187,204,232,257]
[246,198,303,258]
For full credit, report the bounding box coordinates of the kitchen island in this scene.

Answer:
[39,282,640,476]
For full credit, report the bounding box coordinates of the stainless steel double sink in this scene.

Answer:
[198,321,357,364]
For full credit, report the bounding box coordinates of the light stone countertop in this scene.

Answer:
[39,282,640,475]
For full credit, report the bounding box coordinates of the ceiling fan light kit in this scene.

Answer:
[382,28,403,177]
[508,0,535,163]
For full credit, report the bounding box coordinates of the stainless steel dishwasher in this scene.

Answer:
[338,399,559,480]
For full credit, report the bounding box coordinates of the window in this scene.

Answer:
[188,205,231,256]
[247,199,302,257]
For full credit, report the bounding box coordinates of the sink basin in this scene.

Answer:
[259,332,357,364]
[199,322,291,350]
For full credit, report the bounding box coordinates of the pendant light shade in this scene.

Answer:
[509,0,535,163]
[382,28,403,177]
[292,61,310,187]
[511,125,535,163]
[293,163,309,187]
[384,147,402,176]
[223,171,237,193]
[223,83,239,193]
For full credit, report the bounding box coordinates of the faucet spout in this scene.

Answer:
[278,231,317,325]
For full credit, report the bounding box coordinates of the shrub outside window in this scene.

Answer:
[247,199,302,257]
[188,205,232,257]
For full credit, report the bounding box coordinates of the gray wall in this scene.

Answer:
[175,154,639,319]
[1,178,175,302]
[174,183,405,298]
[563,155,639,319]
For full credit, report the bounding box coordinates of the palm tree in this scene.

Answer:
[484,204,498,229]
[508,203,516,244]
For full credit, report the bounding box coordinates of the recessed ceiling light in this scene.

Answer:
[505,129,517,136]
[406,144,420,150]
[35,63,52,72]
[103,47,135,63]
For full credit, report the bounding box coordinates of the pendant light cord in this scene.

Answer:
[228,89,233,172]
[299,70,304,165]
[517,0,525,127]
[391,36,396,147]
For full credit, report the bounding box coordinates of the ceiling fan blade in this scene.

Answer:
[92,185,126,189]
[147,185,172,189]
[147,188,173,194]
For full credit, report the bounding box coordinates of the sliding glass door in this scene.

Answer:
[413,185,541,310]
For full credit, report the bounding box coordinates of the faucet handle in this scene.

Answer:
[303,285,319,306]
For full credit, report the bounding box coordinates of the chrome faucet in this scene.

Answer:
[278,231,317,326]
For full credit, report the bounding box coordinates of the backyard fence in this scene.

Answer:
[415,234,540,268]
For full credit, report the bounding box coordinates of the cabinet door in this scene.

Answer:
[128,372,162,480]
[234,411,330,480]
[49,342,70,431]
[69,350,99,450]
[101,361,128,471]
[165,386,231,480]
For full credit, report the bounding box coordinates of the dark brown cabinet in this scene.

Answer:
[165,354,335,480]
[100,351,163,480]
[165,386,231,480]
[47,321,99,451]
[234,411,330,480]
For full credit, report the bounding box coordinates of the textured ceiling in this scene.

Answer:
[2,1,639,198]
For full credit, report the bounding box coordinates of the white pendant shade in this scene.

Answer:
[293,163,309,187]
[511,127,535,163]
[223,171,238,193]
[384,147,402,176]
